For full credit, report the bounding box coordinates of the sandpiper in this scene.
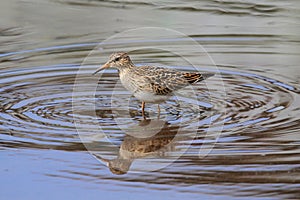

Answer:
[93,52,214,116]
[95,119,180,175]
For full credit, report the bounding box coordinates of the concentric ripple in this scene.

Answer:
[0,44,299,153]
[0,38,299,186]
[1,0,300,198]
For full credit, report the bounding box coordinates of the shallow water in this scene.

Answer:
[1,0,300,199]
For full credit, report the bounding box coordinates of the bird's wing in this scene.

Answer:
[137,66,188,95]
[149,82,173,95]
[135,66,214,95]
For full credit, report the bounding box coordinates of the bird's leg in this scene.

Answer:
[141,101,145,117]
[157,104,161,119]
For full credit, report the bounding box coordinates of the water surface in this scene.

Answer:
[0,0,300,199]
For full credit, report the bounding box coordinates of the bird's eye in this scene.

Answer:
[115,57,120,62]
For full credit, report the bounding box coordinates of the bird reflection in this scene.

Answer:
[96,119,180,175]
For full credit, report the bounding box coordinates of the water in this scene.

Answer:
[1,0,300,199]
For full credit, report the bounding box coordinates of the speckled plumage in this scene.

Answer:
[94,52,214,116]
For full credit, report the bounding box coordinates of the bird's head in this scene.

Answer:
[93,52,133,74]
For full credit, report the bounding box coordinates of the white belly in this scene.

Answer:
[120,72,137,93]
[134,91,170,103]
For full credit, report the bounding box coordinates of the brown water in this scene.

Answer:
[1,0,300,199]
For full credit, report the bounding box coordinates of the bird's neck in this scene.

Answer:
[118,63,135,73]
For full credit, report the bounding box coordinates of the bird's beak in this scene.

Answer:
[94,154,110,167]
[92,62,110,75]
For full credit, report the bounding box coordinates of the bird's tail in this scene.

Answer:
[201,73,215,80]
[183,72,215,84]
